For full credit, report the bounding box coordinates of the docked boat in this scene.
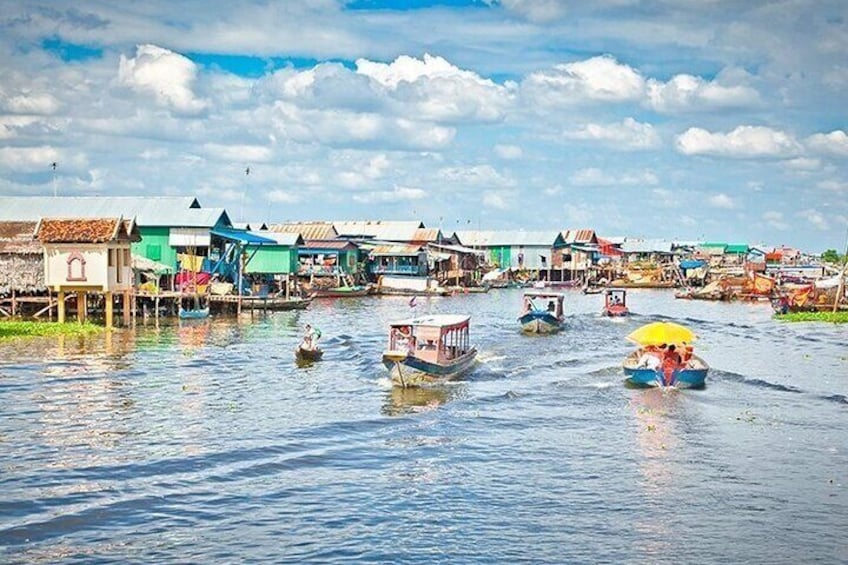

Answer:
[382,314,477,387]
[178,305,209,320]
[312,285,371,298]
[602,289,629,316]
[295,345,324,362]
[518,291,565,333]
[622,349,709,388]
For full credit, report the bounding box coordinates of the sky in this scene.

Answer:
[1,0,847,252]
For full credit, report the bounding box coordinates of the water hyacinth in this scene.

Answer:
[0,321,105,339]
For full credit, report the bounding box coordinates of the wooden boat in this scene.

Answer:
[518,291,565,333]
[179,306,209,320]
[210,295,313,311]
[622,349,709,388]
[382,314,477,387]
[602,289,629,316]
[582,285,603,295]
[295,345,324,362]
[311,285,371,298]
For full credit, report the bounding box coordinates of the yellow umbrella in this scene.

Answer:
[626,321,696,346]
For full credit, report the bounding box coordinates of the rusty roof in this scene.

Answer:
[268,222,339,240]
[35,217,141,244]
[561,229,597,244]
[411,228,442,242]
[368,244,424,256]
[302,239,359,251]
[0,221,39,254]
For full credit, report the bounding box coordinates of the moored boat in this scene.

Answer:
[312,285,371,298]
[382,314,477,387]
[179,306,210,320]
[602,289,629,316]
[518,291,565,333]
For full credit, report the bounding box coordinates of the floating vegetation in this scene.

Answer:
[774,311,848,324]
[0,321,104,340]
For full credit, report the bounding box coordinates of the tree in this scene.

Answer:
[821,249,841,264]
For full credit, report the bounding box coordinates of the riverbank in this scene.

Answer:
[0,321,105,340]
[774,311,848,323]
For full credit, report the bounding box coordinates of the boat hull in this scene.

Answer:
[179,307,209,320]
[602,305,629,317]
[382,348,477,387]
[296,346,323,361]
[313,287,371,298]
[519,312,563,333]
[622,353,709,388]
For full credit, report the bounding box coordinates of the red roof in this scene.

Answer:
[561,229,597,244]
[35,217,140,243]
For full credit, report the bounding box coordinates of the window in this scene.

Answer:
[66,251,87,282]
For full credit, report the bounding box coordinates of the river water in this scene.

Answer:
[0,289,845,564]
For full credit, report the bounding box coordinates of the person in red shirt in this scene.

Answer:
[661,344,682,385]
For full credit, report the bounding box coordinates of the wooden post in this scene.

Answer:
[105,291,114,329]
[237,250,244,316]
[123,291,131,326]
[11,288,16,317]
[48,289,53,322]
[285,274,290,299]
[58,290,66,323]
[77,291,86,323]
[155,295,159,322]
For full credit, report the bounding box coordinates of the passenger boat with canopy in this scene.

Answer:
[382,315,477,387]
[621,322,709,388]
[602,289,629,317]
[518,291,565,333]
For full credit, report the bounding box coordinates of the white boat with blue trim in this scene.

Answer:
[518,291,565,333]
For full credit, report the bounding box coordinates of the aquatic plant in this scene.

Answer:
[0,321,104,339]
[774,311,848,323]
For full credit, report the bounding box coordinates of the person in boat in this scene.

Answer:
[680,341,694,366]
[547,300,556,312]
[393,326,414,352]
[661,344,683,385]
[302,323,321,351]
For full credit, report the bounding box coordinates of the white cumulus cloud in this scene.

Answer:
[564,118,660,150]
[806,130,848,157]
[647,73,760,113]
[763,210,788,231]
[118,44,208,115]
[494,144,523,159]
[797,208,829,230]
[676,126,801,158]
[708,193,736,209]
[203,143,273,163]
[522,55,645,106]
[352,186,426,203]
[570,167,658,187]
[3,93,61,115]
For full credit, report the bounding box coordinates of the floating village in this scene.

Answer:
[1,195,846,388]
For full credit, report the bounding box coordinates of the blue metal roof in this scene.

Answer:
[211,228,277,245]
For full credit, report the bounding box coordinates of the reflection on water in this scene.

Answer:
[0,290,846,564]
[382,384,467,416]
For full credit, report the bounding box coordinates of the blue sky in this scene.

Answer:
[1,0,847,251]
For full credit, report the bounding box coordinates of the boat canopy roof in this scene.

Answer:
[523,291,565,300]
[390,314,470,329]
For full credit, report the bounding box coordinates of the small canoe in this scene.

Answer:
[179,307,210,320]
[296,345,323,362]
[622,350,709,388]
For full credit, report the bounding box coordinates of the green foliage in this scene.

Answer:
[0,321,104,339]
[775,311,848,323]
[820,249,843,264]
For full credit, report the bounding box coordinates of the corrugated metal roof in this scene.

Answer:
[35,218,139,243]
[369,244,424,256]
[248,231,303,246]
[0,196,206,226]
[212,228,278,245]
[560,229,597,244]
[621,239,674,254]
[428,243,485,256]
[0,221,39,254]
[334,220,424,241]
[411,228,441,242]
[453,230,562,247]
[268,222,339,240]
[301,239,359,251]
